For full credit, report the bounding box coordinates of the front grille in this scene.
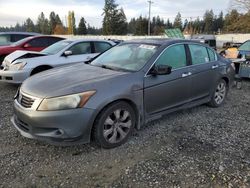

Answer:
[19,94,35,108]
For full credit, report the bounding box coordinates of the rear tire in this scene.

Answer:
[208,79,228,107]
[93,101,136,149]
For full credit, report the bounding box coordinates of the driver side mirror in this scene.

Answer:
[150,64,172,76]
[23,43,31,48]
[63,50,73,57]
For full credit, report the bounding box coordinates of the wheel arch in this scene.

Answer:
[30,65,53,75]
[90,98,141,140]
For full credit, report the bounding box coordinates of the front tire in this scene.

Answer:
[93,102,136,149]
[208,79,228,107]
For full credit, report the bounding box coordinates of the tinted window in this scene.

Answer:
[94,42,112,53]
[29,38,48,47]
[10,34,31,43]
[155,44,187,69]
[189,44,209,65]
[47,37,63,46]
[68,42,91,55]
[207,48,216,61]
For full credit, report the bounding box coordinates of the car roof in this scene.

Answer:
[63,38,116,44]
[123,38,202,46]
[0,31,40,35]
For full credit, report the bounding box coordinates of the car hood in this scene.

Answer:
[4,50,47,64]
[21,63,128,98]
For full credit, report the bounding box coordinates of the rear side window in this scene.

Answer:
[189,44,209,65]
[68,42,91,55]
[207,48,216,61]
[94,42,112,53]
[155,44,187,69]
[29,38,48,47]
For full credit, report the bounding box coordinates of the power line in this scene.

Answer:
[148,0,153,36]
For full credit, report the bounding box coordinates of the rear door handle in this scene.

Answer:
[182,72,192,78]
[212,65,219,69]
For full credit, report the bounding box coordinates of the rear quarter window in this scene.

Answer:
[207,48,217,61]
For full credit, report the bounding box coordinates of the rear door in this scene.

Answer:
[144,44,192,115]
[188,44,220,101]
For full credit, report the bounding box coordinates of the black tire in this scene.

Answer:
[208,79,228,107]
[93,101,136,149]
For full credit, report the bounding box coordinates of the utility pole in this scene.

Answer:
[148,0,153,36]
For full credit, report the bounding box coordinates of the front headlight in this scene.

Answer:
[9,62,27,71]
[37,91,96,111]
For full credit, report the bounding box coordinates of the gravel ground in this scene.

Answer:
[0,80,250,188]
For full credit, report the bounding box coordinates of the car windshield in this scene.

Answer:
[10,36,33,46]
[239,41,250,51]
[41,40,72,55]
[91,43,158,72]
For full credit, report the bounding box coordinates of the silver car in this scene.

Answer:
[12,39,235,148]
[0,39,115,83]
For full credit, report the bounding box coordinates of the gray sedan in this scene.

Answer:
[0,39,115,83]
[12,39,235,148]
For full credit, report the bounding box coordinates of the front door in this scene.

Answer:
[144,44,192,115]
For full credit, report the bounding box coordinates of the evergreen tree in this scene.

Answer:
[36,12,50,34]
[78,17,87,35]
[203,10,214,34]
[102,0,127,35]
[24,18,35,32]
[173,12,182,30]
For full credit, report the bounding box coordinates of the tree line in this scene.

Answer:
[1,0,250,35]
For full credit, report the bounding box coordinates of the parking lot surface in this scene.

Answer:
[0,80,250,187]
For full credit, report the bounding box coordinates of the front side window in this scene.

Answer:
[68,42,91,55]
[42,40,72,55]
[94,42,112,53]
[155,44,187,69]
[91,43,158,72]
[189,44,209,65]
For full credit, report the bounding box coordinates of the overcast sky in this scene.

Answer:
[0,0,231,28]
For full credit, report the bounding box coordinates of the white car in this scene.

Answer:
[0,39,115,83]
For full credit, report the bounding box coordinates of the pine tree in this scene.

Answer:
[78,17,87,35]
[102,0,127,35]
[173,12,182,30]
[24,18,35,32]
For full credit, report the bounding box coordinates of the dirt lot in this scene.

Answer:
[0,80,250,188]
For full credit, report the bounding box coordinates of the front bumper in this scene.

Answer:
[12,99,97,145]
[0,69,30,84]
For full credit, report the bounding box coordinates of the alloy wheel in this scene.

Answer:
[214,82,226,105]
[103,109,132,144]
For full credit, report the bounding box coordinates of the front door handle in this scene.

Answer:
[182,72,192,78]
[212,65,219,69]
